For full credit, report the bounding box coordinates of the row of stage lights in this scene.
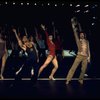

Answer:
[0,2,98,7]
[0,2,98,14]
[0,2,98,26]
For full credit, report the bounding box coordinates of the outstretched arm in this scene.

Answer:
[24,28,28,36]
[52,21,56,39]
[12,28,26,51]
[35,27,39,41]
[41,24,48,38]
[71,17,80,45]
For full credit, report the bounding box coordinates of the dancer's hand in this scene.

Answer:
[12,28,16,33]
[41,24,45,31]
[87,57,90,63]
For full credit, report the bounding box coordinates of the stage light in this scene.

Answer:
[55,4,57,7]
[70,4,72,6]
[93,17,96,19]
[84,5,89,7]
[92,23,95,25]
[76,4,80,7]
[5,2,8,5]
[62,3,64,6]
[95,4,98,7]
[84,10,89,13]
[21,3,23,5]
[76,10,80,12]
[92,5,98,9]
[27,2,29,5]
[34,3,37,5]
[48,3,50,5]
[13,2,15,5]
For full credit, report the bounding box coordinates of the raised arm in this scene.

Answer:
[24,28,28,36]
[35,27,39,41]
[41,24,49,39]
[12,28,26,51]
[52,21,56,39]
[71,18,80,45]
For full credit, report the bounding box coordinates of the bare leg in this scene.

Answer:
[0,52,7,79]
[38,55,53,77]
[49,56,58,80]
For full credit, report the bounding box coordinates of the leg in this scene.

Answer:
[49,56,58,80]
[79,57,88,84]
[31,62,39,83]
[66,55,82,84]
[0,52,7,79]
[38,55,53,77]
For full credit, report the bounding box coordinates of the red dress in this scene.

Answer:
[45,31,55,57]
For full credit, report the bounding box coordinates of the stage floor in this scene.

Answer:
[0,78,100,99]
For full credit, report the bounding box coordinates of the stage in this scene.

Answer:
[0,78,100,99]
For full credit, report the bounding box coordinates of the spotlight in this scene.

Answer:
[34,3,37,5]
[27,2,29,5]
[92,23,95,25]
[62,3,64,6]
[70,4,72,6]
[13,2,15,5]
[55,4,57,7]
[95,4,98,7]
[84,10,89,13]
[93,17,96,19]
[92,5,97,9]
[48,3,50,5]
[5,2,8,4]
[76,10,80,12]
[21,3,23,5]
[84,5,89,7]
[76,4,80,7]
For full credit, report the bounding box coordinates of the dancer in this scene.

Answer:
[66,17,91,84]
[35,27,46,60]
[13,28,39,82]
[38,24,58,80]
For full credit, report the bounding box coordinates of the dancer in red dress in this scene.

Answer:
[38,24,58,80]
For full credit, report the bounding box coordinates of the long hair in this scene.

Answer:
[79,31,87,40]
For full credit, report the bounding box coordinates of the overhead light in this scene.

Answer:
[93,17,96,19]
[34,3,37,5]
[92,5,97,9]
[70,4,72,6]
[84,5,89,7]
[76,10,80,12]
[27,2,29,5]
[95,4,98,7]
[62,3,64,6]
[13,2,15,5]
[5,2,8,4]
[76,4,80,7]
[48,3,50,5]
[21,3,23,5]
[84,10,89,13]
[55,4,57,7]
[92,23,95,25]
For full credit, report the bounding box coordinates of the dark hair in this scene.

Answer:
[80,31,87,39]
